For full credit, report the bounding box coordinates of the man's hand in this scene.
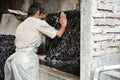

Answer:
[56,12,67,38]
[38,55,46,61]
[59,12,67,28]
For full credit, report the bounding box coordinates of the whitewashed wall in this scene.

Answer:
[92,0,120,57]
[81,0,120,80]
[92,0,120,80]
[92,0,120,69]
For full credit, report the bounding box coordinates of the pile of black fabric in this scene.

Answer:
[39,10,80,76]
[0,34,16,80]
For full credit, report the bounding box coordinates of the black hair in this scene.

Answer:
[27,2,44,17]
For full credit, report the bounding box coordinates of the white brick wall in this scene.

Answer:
[92,0,120,56]
[81,0,120,80]
[91,0,120,79]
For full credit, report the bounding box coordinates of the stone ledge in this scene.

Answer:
[39,65,80,80]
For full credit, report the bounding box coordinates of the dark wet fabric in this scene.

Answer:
[40,10,80,76]
[0,34,15,80]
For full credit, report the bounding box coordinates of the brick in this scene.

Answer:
[93,12,104,18]
[99,0,115,4]
[91,27,103,34]
[115,20,120,26]
[93,34,114,42]
[114,34,120,40]
[103,28,115,33]
[97,4,113,11]
[106,13,120,18]
[94,19,106,26]
[101,41,120,49]
[93,48,101,52]
[115,26,120,30]
[117,7,120,12]
[92,42,101,49]
[101,41,109,49]
[94,19,114,26]
[94,47,119,56]
[103,27,120,33]
[92,26,120,34]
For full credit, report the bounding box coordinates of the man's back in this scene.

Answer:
[15,17,44,48]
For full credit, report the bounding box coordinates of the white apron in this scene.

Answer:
[4,47,39,80]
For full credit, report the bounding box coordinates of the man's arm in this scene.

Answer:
[56,12,67,38]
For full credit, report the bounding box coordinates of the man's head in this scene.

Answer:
[27,2,44,18]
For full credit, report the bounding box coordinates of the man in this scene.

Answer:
[4,2,67,80]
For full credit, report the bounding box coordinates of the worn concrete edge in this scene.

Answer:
[39,65,80,80]
[102,70,120,78]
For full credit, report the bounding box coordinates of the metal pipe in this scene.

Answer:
[93,64,120,80]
